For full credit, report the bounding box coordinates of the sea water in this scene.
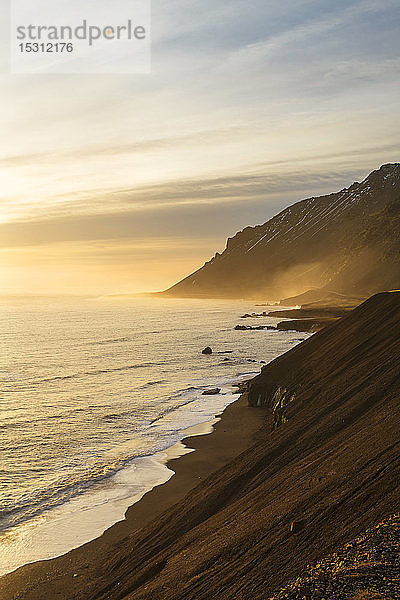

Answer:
[0,296,308,575]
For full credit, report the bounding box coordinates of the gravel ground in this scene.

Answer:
[270,515,400,600]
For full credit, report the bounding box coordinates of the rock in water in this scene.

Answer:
[202,388,221,395]
[202,347,212,355]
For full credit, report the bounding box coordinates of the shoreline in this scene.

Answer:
[0,417,220,578]
[0,368,260,577]
[0,391,266,599]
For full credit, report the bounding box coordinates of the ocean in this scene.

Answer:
[0,296,308,575]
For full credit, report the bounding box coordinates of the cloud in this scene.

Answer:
[2,138,398,227]
[0,162,383,252]
[0,0,399,292]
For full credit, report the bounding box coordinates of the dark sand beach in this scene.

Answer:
[1,291,399,600]
[0,391,266,600]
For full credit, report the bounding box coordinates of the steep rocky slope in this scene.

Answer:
[163,164,400,299]
[62,291,398,600]
[270,515,400,600]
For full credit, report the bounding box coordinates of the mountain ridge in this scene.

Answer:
[162,163,400,300]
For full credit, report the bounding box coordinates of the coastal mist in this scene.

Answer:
[0,296,307,575]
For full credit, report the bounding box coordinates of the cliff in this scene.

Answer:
[163,163,400,300]
[79,291,399,599]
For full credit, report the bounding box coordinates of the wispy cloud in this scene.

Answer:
[0,162,383,253]
[0,0,399,292]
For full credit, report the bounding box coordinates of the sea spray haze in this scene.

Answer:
[164,164,400,300]
[0,295,308,574]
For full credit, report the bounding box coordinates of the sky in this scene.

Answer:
[0,0,399,295]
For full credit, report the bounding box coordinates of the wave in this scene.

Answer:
[0,375,251,532]
[0,434,182,531]
[137,380,167,390]
[89,337,130,346]
[0,458,134,531]
[84,327,190,347]
[2,361,170,391]
[147,374,252,428]
[100,388,210,425]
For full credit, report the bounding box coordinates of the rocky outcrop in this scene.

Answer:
[162,164,400,300]
[279,289,365,308]
[270,307,351,319]
[202,388,221,396]
[270,387,296,429]
[271,515,400,599]
[235,324,276,331]
[248,291,399,410]
[276,317,338,332]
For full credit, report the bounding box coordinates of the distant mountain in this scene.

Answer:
[162,163,400,301]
